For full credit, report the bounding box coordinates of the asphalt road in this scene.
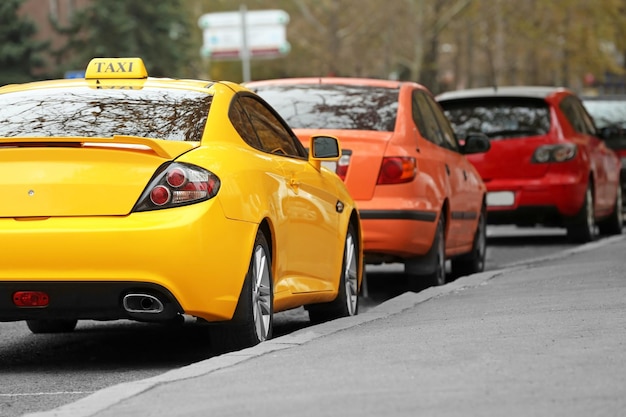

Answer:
[0,226,580,417]
[28,232,626,417]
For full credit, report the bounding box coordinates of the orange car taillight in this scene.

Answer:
[336,152,352,181]
[377,157,416,184]
[133,162,220,212]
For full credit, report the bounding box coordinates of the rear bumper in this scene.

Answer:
[0,281,181,322]
[0,201,258,323]
[358,210,437,263]
[485,174,587,226]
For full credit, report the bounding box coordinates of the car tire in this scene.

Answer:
[210,230,273,353]
[26,319,78,334]
[451,204,487,278]
[567,183,597,243]
[406,214,446,290]
[598,183,623,236]
[308,223,360,323]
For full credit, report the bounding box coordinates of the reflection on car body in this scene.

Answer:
[248,78,490,288]
[0,58,363,353]
[438,86,623,242]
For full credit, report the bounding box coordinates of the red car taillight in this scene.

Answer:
[377,157,416,184]
[532,144,577,163]
[133,162,220,212]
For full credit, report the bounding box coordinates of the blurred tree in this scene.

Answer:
[0,0,48,85]
[52,0,200,78]
[442,0,626,92]
[105,0,626,92]
[415,0,472,93]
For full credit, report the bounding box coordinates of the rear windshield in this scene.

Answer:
[251,84,399,132]
[0,87,211,141]
[440,97,550,140]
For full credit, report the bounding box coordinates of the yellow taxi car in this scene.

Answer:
[0,58,362,352]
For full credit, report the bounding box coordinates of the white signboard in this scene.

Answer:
[198,9,290,60]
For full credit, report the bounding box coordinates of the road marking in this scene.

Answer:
[0,392,93,397]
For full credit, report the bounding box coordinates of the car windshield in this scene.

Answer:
[441,97,550,140]
[0,87,212,141]
[251,84,399,132]
[582,99,626,129]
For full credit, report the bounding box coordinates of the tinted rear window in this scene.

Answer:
[251,84,399,132]
[0,87,211,141]
[440,97,550,139]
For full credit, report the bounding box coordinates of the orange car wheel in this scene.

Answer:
[451,205,487,278]
[405,214,446,291]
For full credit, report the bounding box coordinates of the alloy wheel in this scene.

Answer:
[252,244,272,342]
[344,233,359,316]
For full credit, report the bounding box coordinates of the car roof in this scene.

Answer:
[0,57,246,95]
[581,95,626,101]
[437,86,571,101]
[246,77,407,89]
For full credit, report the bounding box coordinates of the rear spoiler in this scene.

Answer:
[0,135,197,159]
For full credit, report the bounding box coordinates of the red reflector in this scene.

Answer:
[13,291,49,307]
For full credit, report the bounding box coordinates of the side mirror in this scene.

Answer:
[309,135,341,170]
[599,126,626,140]
[462,133,491,154]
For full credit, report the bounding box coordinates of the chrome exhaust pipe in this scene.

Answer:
[123,293,164,314]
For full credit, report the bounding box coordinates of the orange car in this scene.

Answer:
[248,78,490,287]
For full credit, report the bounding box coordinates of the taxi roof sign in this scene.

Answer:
[85,58,148,80]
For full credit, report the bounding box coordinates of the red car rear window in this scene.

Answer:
[441,97,550,140]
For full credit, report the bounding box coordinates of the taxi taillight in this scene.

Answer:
[13,291,49,307]
[377,157,416,184]
[134,162,221,212]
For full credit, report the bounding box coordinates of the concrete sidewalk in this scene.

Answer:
[27,235,626,417]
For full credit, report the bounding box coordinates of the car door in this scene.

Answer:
[574,97,622,212]
[412,90,466,250]
[425,94,484,250]
[561,96,612,212]
[238,95,342,294]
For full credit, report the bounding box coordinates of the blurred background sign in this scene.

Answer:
[198,6,290,81]
[64,70,86,79]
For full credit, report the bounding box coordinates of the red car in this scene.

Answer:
[437,86,623,242]
[247,78,490,288]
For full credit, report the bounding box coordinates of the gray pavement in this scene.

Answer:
[26,235,626,417]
